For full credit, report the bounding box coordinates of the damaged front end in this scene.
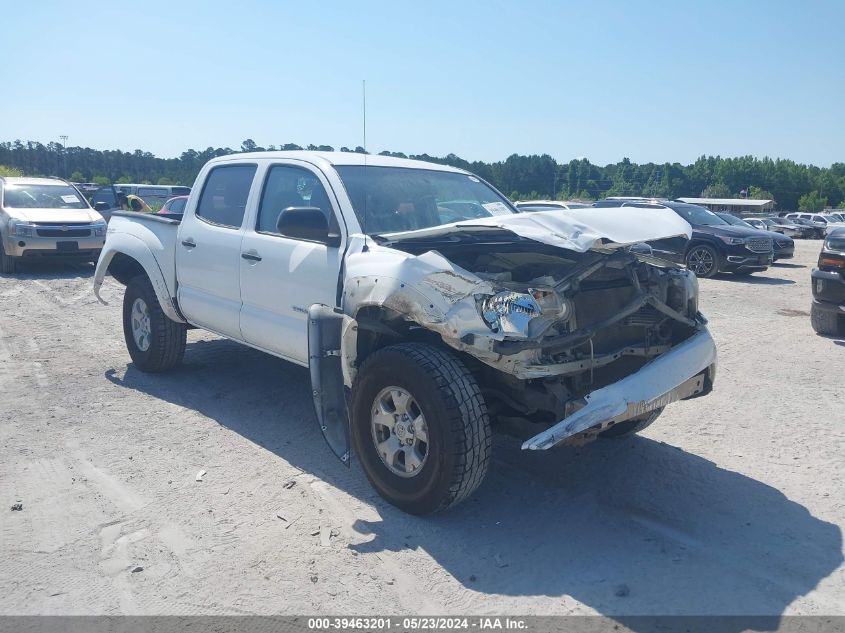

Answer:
[317,209,716,456]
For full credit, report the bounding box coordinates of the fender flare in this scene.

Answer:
[93,234,185,323]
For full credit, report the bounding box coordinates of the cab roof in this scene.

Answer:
[208,151,471,174]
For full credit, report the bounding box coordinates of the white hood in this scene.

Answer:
[379,207,692,252]
[4,207,103,223]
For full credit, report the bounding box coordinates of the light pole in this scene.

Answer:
[59,135,68,178]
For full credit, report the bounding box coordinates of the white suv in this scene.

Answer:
[0,176,107,273]
[784,212,845,235]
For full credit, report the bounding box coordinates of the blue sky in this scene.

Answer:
[3,0,843,166]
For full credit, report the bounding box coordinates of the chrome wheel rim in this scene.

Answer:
[131,297,152,352]
[687,247,715,276]
[370,386,429,478]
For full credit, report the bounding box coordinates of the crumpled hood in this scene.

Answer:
[4,207,102,223]
[379,208,692,253]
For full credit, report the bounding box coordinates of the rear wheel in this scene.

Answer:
[599,408,664,439]
[351,343,491,515]
[685,245,719,278]
[122,275,187,372]
[0,238,18,274]
[811,302,843,336]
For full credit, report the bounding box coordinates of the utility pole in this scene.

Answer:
[59,135,68,178]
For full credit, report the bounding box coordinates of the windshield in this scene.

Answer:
[3,183,88,210]
[718,213,749,227]
[335,166,516,234]
[668,203,727,226]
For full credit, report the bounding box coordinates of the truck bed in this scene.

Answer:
[93,211,181,318]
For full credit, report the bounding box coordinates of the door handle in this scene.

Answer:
[181,239,196,248]
[241,252,262,262]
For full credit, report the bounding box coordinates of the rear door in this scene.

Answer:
[90,186,120,222]
[238,162,345,364]
[176,163,258,338]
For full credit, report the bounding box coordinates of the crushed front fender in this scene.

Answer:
[522,326,717,450]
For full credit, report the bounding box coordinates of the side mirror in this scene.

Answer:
[277,207,340,246]
[94,201,111,212]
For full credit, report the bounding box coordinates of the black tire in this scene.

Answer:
[811,302,842,336]
[599,408,664,438]
[122,274,186,372]
[685,244,720,278]
[0,238,17,274]
[351,342,492,515]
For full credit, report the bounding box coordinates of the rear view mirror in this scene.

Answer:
[277,207,340,246]
[94,201,110,212]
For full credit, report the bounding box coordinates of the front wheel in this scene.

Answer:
[0,239,17,274]
[685,245,719,278]
[122,275,187,372]
[811,302,843,336]
[351,343,492,515]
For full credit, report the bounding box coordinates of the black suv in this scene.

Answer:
[810,227,845,335]
[593,199,774,278]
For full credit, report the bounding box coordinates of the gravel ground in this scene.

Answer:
[1,240,843,618]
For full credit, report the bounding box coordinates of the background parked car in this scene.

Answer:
[70,182,101,197]
[0,176,107,273]
[782,217,825,239]
[89,185,122,222]
[113,184,191,208]
[514,200,592,212]
[157,195,188,217]
[744,216,808,239]
[717,213,794,261]
[784,212,844,236]
[594,199,774,278]
[810,227,845,335]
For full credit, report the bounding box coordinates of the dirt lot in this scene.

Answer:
[1,240,843,618]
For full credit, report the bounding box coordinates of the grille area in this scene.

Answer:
[35,224,92,238]
[746,237,773,253]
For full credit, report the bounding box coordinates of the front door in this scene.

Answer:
[176,163,258,338]
[239,163,344,364]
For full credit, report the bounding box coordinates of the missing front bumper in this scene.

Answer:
[522,328,717,450]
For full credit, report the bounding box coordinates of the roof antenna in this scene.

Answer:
[362,79,369,250]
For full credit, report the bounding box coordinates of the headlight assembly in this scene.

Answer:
[93,220,107,236]
[716,235,745,245]
[479,288,570,338]
[9,220,35,237]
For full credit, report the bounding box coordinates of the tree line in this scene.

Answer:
[1,139,843,212]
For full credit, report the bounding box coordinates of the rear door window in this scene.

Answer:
[196,164,257,228]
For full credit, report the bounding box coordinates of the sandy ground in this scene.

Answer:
[0,240,843,619]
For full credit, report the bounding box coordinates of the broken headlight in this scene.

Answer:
[480,288,570,338]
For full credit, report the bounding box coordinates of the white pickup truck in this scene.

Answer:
[94,152,717,514]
